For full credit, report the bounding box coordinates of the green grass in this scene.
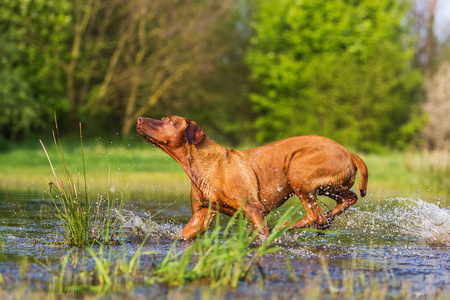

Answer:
[150,207,300,288]
[39,122,126,247]
[26,210,449,299]
[0,140,189,193]
[3,237,449,300]
[361,151,450,196]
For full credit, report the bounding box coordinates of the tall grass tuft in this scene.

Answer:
[40,117,124,247]
[151,206,300,288]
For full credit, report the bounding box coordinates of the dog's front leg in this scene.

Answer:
[243,203,270,243]
[180,207,216,240]
[180,185,216,241]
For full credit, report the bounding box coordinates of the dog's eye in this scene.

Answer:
[162,117,174,124]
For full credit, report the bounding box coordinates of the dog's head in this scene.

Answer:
[137,116,205,151]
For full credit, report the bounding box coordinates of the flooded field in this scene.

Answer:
[0,189,449,299]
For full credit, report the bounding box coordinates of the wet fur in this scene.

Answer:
[137,116,369,241]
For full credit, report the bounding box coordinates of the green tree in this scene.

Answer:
[0,0,72,139]
[246,0,423,151]
[53,0,237,137]
[0,0,249,142]
[0,35,38,140]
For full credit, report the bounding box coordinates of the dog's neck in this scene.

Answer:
[162,137,227,198]
[189,136,226,166]
[174,137,227,197]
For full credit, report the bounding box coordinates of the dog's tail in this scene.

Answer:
[351,153,369,197]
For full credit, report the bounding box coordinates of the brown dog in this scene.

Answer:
[137,116,368,241]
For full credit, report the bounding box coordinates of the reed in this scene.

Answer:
[2,235,449,299]
[53,206,300,294]
[40,116,124,247]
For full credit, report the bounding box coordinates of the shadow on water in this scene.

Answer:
[0,189,449,298]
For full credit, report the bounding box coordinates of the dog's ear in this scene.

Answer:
[185,120,205,145]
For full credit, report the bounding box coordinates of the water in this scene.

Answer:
[0,190,449,298]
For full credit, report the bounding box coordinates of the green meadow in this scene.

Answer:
[0,140,189,194]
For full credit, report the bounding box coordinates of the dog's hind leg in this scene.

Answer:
[283,185,327,231]
[284,162,327,230]
[321,189,358,229]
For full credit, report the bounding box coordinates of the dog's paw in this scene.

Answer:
[316,217,333,230]
[316,222,332,230]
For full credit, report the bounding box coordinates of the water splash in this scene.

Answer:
[394,198,450,246]
[119,209,181,242]
[115,197,450,247]
[345,197,450,246]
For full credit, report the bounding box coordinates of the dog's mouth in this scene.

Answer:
[139,131,167,152]
[136,118,168,150]
[137,125,159,145]
[139,131,161,147]
[142,133,155,144]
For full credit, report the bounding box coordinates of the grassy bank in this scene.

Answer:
[0,140,448,200]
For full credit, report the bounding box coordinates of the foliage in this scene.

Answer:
[0,0,70,139]
[0,0,67,139]
[0,0,247,141]
[0,0,447,150]
[246,0,423,151]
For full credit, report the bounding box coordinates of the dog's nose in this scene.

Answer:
[138,117,145,124]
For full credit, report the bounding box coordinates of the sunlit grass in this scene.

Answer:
[51,208,299,296]
[57,240,154,295]
[405,151,450,194]
[357,152,450,198]
[0,141,189,193]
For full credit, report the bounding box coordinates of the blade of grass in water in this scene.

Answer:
[79,122,90,244]
[152,207,301,288]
